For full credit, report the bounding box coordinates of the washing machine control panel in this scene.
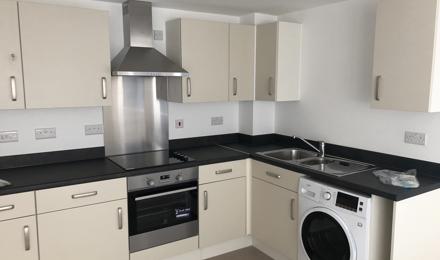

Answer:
[300,178,370,218]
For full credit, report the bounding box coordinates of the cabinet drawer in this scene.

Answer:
[36,178,127,213]
[199,160,246,184]
[0,192,35,221]
[252,160,302,192]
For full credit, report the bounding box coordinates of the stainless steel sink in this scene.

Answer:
[262,149,317,161]
[257,148,375,177]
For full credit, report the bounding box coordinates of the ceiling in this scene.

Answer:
[102,0,346,16]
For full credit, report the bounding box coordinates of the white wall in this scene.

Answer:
[276,0,440,163]
[0,0,240,156]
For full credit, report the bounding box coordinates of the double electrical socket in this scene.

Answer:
[35,128,56,140]
[85,124,104,135]
[0,131,19,143]
[404,131,426,146]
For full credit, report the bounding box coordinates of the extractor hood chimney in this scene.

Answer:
[111,0,188,77]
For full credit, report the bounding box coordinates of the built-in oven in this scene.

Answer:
[127,167,198,253]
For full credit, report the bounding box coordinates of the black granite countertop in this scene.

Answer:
[1,134,439,201]
[0,145,247,196]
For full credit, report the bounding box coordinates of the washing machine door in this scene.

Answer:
[300,207,356,260]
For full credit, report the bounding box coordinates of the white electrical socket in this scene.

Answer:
[211,116,223,126]
[35,128,56,140]
[85,124,104,135]
[175,119,184,129]
[404,131,426,146]
[0,131,19,143]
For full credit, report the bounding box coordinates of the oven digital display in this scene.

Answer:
[336,192,359,212]
[160,175,170,181]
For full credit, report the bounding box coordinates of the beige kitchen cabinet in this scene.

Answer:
[229,24,255,101]
[0,216,39,260]
[166,19,229,103]
[252,177,298,260]
[256,22,302,101]
[0,1,25,109]
[372,0,440,112]
[199,177,246,248]
[38,199,129,260]
[18,2,111,109]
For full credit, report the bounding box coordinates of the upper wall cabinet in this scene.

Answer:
[229,24,255,101]
[256,22,302,102]
[372,0,440,112]
[167,19,229,103]
[19,2,112,109]
[0,1,25,110]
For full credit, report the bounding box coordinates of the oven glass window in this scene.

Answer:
[129,184,198,236]
[301,212,350,260]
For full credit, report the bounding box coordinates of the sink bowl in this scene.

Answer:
[257,148,375,177]
[260,149,317,161]
[300,157,375,177]
[300,157,335,166]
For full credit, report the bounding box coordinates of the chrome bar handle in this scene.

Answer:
[101,77,107,99]
[71,191,98,199]
[0,205,14,212]
[204,191,208,211]
[10,76,17,101]
[375,75,381,101]
[23,225,30,251]
[186,77,192,97]
[215,169,233,175]
[268,76,273,96]
[266,171,281,179]
[290,199,295,220]
[117,207,123,230]
[233,77,238,96]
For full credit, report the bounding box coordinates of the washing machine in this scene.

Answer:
[298,177,371,260]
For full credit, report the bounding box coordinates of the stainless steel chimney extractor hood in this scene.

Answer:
[111,0,188,77]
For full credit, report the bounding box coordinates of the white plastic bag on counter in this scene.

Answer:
[373,169,420,188]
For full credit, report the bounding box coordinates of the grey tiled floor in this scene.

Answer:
[207,247,273,260]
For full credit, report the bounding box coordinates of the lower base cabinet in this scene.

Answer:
[38,199,129,260]
[199,177,246,248]
[0,216,39,260]
[252,177,298,260]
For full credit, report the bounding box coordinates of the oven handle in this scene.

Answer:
[134,187,198,201]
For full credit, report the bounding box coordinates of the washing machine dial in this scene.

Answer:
[147,179,155,186]
[323,192,332,200]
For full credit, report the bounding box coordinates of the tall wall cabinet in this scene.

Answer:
[372,0,440,112]
[0,1,111,110]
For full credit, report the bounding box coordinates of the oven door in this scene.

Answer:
[128,181,198,253]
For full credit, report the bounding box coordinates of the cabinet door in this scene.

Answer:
[38,199,129,260]
[181,19,229,103]
[0,1,25,109]
[372,0,436,112]
[199,177,246,248]
[256,23,277,101]
[229,24,255,101]
[252,177,298,260]
[19,2,111,109]
[0,216,39,260]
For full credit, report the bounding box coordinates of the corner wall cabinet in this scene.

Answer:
[372,0,440,112]
[167,19,229,103]
[0,1,25,110]
[256,22,302,102]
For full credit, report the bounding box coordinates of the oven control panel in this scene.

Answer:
[127,167,198,191]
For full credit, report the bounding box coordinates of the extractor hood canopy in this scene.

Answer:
[112,0,188,77]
